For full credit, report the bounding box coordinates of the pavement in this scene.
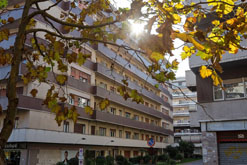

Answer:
[181,159,203,165]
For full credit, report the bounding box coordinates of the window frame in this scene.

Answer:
[213,77,247,101]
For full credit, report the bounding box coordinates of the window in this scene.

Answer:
[110,86,116,93]
[126,131,131,139]
[145,102,149,107]
[119,130,122,138]
[146,134,149,140]
[151,120,155,125]
[63,121,69,132]
[78,97,90,108]
[99,127,106,136]
[213,78,247,101]
[160,137,163,142]
[224,79,244,99]
[68,95,74,105]
[134,133,139,140]
[14,117,19,129]
[110,129,116,137]
[119,110,122,116]
[145,118,149,123]
[74,123,86,134]
[79,76,87,83]
[161,95,168,102]
[133,115,139,121]
[125,112,131,119]
[162,108,169,115]
[99,82,107,89]
[214,86,224,100]
[110,107,116,115]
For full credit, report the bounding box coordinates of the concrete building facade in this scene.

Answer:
[0,0,173,164]
[187,44,247,164]
[171,77,202,155]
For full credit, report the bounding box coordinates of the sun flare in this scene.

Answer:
[131,21,145,35]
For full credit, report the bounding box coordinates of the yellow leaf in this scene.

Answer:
[183,46,190,52]
[211,72,222,86]
[85,106,93,115]
[173,14,181,24]
[171,59,179,70]
[226,18,236,25]
[229,42,238,54]
[150,52,164,62]
[200,65,212,79]
[173,32,205,51]
[99,98,110,110]
[212,20,220,26]
[175,3,184,9]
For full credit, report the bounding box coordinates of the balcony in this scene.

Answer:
[0,95,173,135]
[8,128,170,149]
[173,111,190,117]
[95,63,171,108]
[93,110,173,136]
[172,102,196,107]
[173,121,190,127]
[0,95,92,120]
[93,86,173,122]
[95,44,172,98]
[174,132,201,136]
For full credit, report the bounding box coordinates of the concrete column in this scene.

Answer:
[202,131,218,165]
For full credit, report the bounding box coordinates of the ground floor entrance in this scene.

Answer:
[217,131,247,165]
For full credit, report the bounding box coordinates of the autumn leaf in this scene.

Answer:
[7,17,15,23]
[229,42,238,54]
[56,75,67,85]
[85,106,93,115]
[30,89,38,97]
[171,59,179,70]
[150,52,164,62]
[99,98,110,110]
[200,65,212,78]
[211,72,223,86]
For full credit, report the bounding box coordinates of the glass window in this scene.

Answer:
[126,131,131,139]
[78,97,89,108]
[224,79,244,99]
[110,107,116,115]
[133,115,139,121]
[134,133,139,140]
[68,95,74,105]
[119,130,122,138]
[214,86,223,100]
[119,110,122,116]
[245,78,247,94]
[110,129,116,137]
[63,121,69,132]
[99,127,106,136]
[125,112,131,118]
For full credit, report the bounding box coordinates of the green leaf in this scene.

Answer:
[85,106,93,115]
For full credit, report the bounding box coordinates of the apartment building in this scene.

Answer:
[0,0,173,164]
[171,77,202,155]
[187,42,247,164]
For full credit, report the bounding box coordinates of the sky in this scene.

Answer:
[110,0,190,78]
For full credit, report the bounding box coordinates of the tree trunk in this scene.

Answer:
[0,0,31,164]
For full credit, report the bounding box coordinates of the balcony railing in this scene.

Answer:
[93,110,173,136]
[95,63,171,108]
[173,111,190,116]
[0,95,173,135]
[93,86,173,122]
[95,44,172,98]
